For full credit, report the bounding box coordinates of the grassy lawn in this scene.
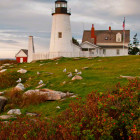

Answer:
[0,55,140,118]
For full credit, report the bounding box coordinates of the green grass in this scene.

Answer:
[1,56,140,117]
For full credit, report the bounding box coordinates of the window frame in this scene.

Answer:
[58,32,62,38]
[116,49,120,55]
[116,33,122,42]
[103,49,106,55]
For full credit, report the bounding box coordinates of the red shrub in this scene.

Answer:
[0,80,139,140]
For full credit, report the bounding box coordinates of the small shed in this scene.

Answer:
[15,49,28,63]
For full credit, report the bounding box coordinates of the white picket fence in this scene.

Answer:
[32,52,95,61]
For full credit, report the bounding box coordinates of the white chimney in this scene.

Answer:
[28,36,35,63]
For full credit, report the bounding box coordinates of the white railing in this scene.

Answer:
[32,51,95,61]
[33,53,50,61]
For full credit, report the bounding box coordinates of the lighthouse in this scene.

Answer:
[49,0,73,58]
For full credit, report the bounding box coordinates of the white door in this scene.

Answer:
[20,58,23,63]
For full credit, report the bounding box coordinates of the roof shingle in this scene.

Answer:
[82,30,130,44]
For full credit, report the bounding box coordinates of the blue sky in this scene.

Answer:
[0,0,140,58]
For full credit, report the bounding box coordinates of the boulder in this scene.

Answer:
[0,66,5,69]
[36,84,46,89]
[24,90,40,96]
[120,75,140,80]
[56,106,60,109]
[72,75,83,81]
[58,92,66,98]
[15,83,25,91]
[0,92,5,95]
[24,89,74,101]
[0,115,16,120]
[82,67,89,70]
[66,92,74,96]
[7,109,21,115]
[0,96,7,112]
[17,69,27,74]
[26,112,38,117]
[71,95,77,98]
[41,89,65,100]
[3,63,10,66]
[68,72,72,78]
[0,69,7,73]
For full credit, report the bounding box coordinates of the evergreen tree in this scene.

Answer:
[72,37,80,46]
[133,33,139,47]
[128,33,140,55]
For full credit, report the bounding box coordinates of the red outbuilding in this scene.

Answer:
[15,49,28,63]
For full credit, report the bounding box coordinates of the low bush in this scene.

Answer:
[22,93,48,107]
[5,89,48,110]
[0,80,139,140]
[0,59,17,66]
[53,80,139,140]
[0,71,26,89]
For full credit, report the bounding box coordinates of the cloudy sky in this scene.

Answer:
[0,0,139,58]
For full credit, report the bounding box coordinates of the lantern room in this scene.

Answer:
[52,0,71,15]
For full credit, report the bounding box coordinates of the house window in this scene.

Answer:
[105,37,108,40]
[58,32,62,38]
[116,49,120,55]
[116,33,122,42]
[96,49,98,54]
[103,49,106,55]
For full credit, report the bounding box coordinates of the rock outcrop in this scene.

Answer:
[26,112,38,117]
[0,92,5,96]
[7,109,22,115]
[0,69,7,73]
[15,83,25,91]
[24,89,74,101]
[72,75,83,81]
[17,69,27,74]
[0,115,16,120]
[120,75,140,80]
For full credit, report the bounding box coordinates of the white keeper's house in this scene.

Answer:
[81,25,130,57]
[15,0,130,63]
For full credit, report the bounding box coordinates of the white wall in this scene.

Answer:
[16,50,27,57]
[101,48,128,57]
[81,43,94,49]
[49,14,73,58]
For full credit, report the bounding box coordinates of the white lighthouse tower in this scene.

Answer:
[49,0,73,58]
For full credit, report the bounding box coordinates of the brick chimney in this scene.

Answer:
[91,24,95,38]
[91,24,96,44]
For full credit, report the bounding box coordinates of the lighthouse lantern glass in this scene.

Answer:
[61,3,67,7]
[56,3,61,7]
